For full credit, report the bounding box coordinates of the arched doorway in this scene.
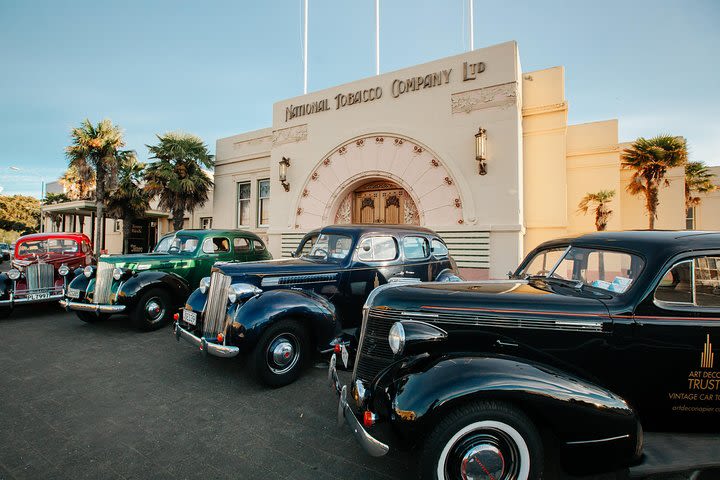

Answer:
[335,180,419,225]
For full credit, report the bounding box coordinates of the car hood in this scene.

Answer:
[369,279,610,316]
[214,257,345,285]
[98,252,193,270]
[12,253,82,269]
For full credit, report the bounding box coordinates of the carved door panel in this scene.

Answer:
[354,191,378,223]
[380,189,405,225]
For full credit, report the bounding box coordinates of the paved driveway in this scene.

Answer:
[0,305,712,480]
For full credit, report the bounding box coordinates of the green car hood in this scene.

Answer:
[98,252,194,270]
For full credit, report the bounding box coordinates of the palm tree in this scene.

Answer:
[578,190,615,231]
[60,164,96,200]
[144,132,214,231]
[106,152,151,254]
[66,119,126,256]
[621,135,688,229]
[685,161,717,210]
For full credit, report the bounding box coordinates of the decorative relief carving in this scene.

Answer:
[361,197,375,209]
[393,138,404,147]
[454,198,462,208]
[272,125,307,146]
[457,219,464,224]
[451,82,518,114]
[375,136,384,144]
[385,195,400,208]
[323,158,331,166]
[355,139,364,148]
[338,146,347,155]
[431,159,439,167]
[444,177,453,186]
[296,208,303,216]
[233,135,272,150]
[311,172,319,181]
[413,146,423,154]
[404,198,420,225]
[302,188,309,197]
[334,194,352,224]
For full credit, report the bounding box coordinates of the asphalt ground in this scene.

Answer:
[0,302,717,480]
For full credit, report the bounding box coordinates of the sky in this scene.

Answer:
[0,0,718,197]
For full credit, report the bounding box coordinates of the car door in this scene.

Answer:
[193,236,232,286]
[629,252,720,429]
[399,235,431,281]
[233,237,252,263]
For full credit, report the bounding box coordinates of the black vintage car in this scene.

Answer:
[174,225,460,386]
[329,231,720,479]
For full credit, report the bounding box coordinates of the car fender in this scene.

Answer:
[228,289,337,353]
[383,353,640,450]
[0,273,9,298]
[67,271,90,294]
[116,271,190,309]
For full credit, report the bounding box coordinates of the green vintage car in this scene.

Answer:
[60,229,272,330]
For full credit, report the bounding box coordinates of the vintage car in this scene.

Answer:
[174,225,460,387]
[329,230,720,479]
[0,242,10,260]
[0,233,93,317]
[60,229,272,330]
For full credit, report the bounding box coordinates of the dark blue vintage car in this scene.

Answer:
[174,224,459,387]
[329,230,720,479]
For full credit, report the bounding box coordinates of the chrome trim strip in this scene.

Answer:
[566,434,630,445]
[331,377,389,457]
[174,322,240,358]
[60,299,126,313]
[0,294,64,306]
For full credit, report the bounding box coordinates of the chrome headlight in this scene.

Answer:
[388,322,406,355]
[227,283,262,304]
[83,265,95,278]
[112,267,125,281]
[7,268,20,281]
[58,265,70,276]
[199,276,211,294]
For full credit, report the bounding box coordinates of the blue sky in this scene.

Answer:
[1,0,718,197]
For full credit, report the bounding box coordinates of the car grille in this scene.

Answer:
[203,271,231,338]
[93,262,114,304]
[353,307,397,384]
[25,263,55,291]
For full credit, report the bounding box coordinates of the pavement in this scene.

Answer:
[0,304,717,480]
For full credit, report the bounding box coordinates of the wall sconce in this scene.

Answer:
[475,127,487,175]
[279,157,291,192]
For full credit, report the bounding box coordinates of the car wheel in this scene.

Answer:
[251,320,309,388]
[130,288,173,331]
[75,311,109,323]
[421,401,543,480]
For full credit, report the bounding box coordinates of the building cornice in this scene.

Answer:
[522,101,568,117]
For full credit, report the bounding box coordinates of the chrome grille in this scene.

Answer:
[203,271,231,337]
[25,263,55,291]
[353,307,396,384]
[93,262,114,304]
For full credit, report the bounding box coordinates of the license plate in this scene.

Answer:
[28,291,51,301]
[67,288,80,299]
[183,309,197,326]
[341,344,349,369]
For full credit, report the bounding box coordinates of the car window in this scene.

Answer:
[655,261,693,304]
[550,247,643,293]
[521,248,566,277]
[234,237,250,252]
[403,236,429,260]
[252,239,266,252]
[358,236,398,262]
[431,238,448,257]
[203,237,230,254]
[154,236,173,252]
[298,235,317,256]
[695,256,720,307]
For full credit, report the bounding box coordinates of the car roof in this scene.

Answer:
[318,224,439,237]
[16,232,91,242]
[164,229,264,241]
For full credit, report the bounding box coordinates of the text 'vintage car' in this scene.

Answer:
[0,233,93,318]
[330,230,720,479]
[60,229,271,330]
[174,225,461,387]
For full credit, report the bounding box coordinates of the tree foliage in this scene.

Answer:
[60,164,95,200]
[578,190,615,231]
[685,161,717,209]
[144,132,214,231]
[106,152,151,253]
[0,195,41,240]
[621,135,688,229]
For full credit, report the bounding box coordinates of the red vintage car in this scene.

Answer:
[0,232,94,317]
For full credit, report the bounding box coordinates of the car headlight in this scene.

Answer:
[7,268,20,281]
[112,268,125,281]
[388,322,406,355]
[199,276,211,294]
[83,265,95,278]
[58,265,70,276]
[227,283,262,304]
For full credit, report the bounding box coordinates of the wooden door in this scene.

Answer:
[353,184,408,224]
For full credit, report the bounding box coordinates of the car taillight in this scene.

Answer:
[217,333,224,343]
[173,313,179,321]
[363,411,377,428]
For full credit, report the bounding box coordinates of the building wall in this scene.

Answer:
[695,166,720,230]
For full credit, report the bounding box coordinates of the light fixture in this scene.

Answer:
[475,127,487,175]
[279,157,291,192]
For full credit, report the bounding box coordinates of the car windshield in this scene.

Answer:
[16,238,80,257]
[154,235,199,254]
[522,246,644,294]
[305,233,353,262]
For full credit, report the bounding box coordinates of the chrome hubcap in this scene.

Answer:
[460,444,505,480]
[267,334,299,374]
[145,299,164,321]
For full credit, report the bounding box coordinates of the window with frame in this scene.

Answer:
[431,238,449,257]
[233,237,250,252]
[258,179,270,227]
[237,182,251,227]
[203,237,230,254]
[686,207,696,230]
[200,217,212,229]
[357,236,398,262]
[252,239,266,252]
[655,256,720,307]
[403,236,430,259]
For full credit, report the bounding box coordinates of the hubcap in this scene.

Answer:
[145,298,164,321]
[461,444,505,480]
[267,334,300,374]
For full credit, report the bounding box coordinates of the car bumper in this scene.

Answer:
[173,321,240,358]
[0,293,64,306]
[328,353,389,457]
[60,299,126,313]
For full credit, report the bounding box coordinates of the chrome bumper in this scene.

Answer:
[328,354,389,457]
[0,293,64,306]
[173,321,240,358]
[60,299,126,313]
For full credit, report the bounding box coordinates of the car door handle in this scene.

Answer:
[495,340,518,348]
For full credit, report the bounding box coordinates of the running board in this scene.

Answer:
[628,432,720,477]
